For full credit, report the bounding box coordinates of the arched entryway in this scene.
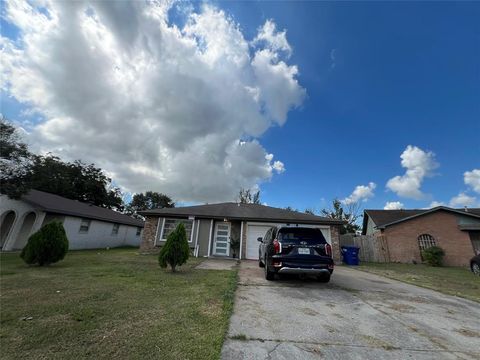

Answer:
[13,212,37,250]
[1,211,16,250]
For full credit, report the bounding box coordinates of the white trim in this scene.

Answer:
[213,222,231,256]
[207,219,213,257]
[190,217,196,244]
[155,217,164,246]
[239,221,244,259]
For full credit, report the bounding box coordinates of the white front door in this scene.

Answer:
[214,222,230,256]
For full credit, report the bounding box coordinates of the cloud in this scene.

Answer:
[449,192,477,208]
[253,19,292,56]
[464,169,480,194]
[429,201,446,208]
[1,1,305,203]
[383,201,404,210]
[386,145,438,199]
[341,182,376,205]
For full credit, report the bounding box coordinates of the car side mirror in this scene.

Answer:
[257,237,263,242]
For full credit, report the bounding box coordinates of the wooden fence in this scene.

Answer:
[339,234,390,263]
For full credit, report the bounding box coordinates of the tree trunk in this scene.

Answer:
[171,264,176,272]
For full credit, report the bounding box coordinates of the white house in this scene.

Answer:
[0,190,144,251]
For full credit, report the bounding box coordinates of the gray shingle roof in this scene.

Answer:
[364,206,480,232]
[139,202,344,225]
[22,190,143,227]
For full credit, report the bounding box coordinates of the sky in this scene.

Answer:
[1,0,479,212]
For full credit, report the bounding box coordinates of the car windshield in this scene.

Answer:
[278,228,326,243]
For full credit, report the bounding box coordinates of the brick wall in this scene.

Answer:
[139,216,159,252]
[330,225,342,264]
[383,211,475,266]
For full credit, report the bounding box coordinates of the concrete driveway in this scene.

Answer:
[221,261,480,359]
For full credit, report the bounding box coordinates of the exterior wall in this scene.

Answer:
[62,216,142,250]
[331,225,342,264]
[383,211,477,266]
[365,217,378,235]
[139,216,160,252]
[197,219,213,257]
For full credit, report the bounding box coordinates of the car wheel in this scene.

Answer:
[472,262,480,276]
[264,256,275,281]
[317,274,331,283]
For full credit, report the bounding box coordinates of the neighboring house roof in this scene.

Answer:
[363,206,480,234]
[21,190,143,227]
[140,202,345,225]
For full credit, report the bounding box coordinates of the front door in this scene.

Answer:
[214,222,230,256]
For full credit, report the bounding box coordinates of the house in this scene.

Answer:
[362,206,480,266]
[0,190,144,251]
[139,202,345,262]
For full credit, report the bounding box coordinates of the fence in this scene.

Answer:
[339,234,390,263]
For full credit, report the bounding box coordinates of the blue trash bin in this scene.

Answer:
[341,246,360,265]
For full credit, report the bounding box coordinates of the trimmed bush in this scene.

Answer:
[158,223,190,272]
[20,221,69,266]
[421,246,445,267]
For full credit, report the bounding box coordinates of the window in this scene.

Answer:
[111,223,120,236]
[161,218,193,242]
[79,219,91,233]
[136,227,142,237]
[417,234,436,252]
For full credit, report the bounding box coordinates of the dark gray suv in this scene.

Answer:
[258,226,334,282]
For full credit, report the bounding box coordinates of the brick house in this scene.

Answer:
[139,202,345,263]
[362,207,480,266]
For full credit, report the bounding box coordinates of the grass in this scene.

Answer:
[357,262,479,303]
[0,248,238,359]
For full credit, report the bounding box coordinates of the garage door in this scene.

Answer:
[246,223,332,260]
[246,224,274,260]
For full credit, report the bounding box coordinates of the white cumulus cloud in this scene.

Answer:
[384,201,404,210]
[464,169,480,194]
[449,192,477,208]
[429,201,446,208]
[1,1,306,203]
[341,182,376,205]
[386,145,438,199]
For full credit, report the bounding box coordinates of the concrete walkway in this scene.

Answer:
[195,258,239,270]
[221,261,480,359]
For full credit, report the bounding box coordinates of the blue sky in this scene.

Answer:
[1,1,479,212]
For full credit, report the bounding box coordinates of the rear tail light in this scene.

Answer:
[273,239,281,254]
[325,243,332,257]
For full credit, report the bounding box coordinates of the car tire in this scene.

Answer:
[317,274,331,283]
[264,256,275,281]
[472,262,480,276]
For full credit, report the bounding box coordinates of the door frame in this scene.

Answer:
[213,222,231,256]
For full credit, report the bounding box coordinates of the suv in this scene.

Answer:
[258,226,334,282]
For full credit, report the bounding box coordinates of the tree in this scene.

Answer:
[304,208,315,215]
[127,191,174,218]
[321,199,361,234]
[20,221,69,266]
[0,118,33,198]
[237,188,260,204]
[158,223,190,272]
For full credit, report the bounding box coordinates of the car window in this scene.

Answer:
[278,228,327,243]
[271,227,277,240]
[264,229,272,243]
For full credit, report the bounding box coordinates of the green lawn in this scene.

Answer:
[357,262,479,303]
[0,248,237,359]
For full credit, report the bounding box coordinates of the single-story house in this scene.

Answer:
[0,190,144,251]
[362,206,480,266]
[139,202,345,262]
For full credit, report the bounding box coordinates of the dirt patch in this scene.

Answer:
[388,303,415,312]
[300,307,319,316]
[456,328,480,338]
[360,335,397,350]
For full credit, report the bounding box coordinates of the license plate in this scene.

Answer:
[298,248,310,255]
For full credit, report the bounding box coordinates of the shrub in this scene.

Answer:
[158,223,190,272]
[421,246,445,267]
[20,221,69,266]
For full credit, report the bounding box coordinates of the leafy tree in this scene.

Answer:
[20,221,69,266]
[237,188,260,204]
[421,246,445,267]
[158,223,190,272]
[321,199,361,234]
[127,191,174,218]
[0,118,33,198]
